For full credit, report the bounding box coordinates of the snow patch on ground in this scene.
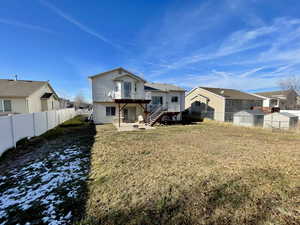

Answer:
[0,146,89,224]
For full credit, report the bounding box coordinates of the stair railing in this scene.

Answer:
[147,105,168,125]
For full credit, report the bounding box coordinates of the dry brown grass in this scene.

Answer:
[80,121,300,225]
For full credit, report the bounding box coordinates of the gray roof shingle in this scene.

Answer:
[0,79,47,97]
[145,83,185,92]
[200,87,263,100]
[235,110,266,115]
[255,90,291,98]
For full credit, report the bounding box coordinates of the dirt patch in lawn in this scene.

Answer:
[0,116,96,225]
[81,122,300,225]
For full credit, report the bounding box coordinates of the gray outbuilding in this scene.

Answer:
[264,112,298,130]
[233,110,266,127]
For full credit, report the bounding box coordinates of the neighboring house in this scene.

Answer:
[185,87,263,122]
[75,102,92,110]
[0,79,60,115]
[253,90,299,109]
[89,67,185,125]
[59,98,71,109]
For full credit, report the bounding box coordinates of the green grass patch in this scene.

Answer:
[60,116,86,127]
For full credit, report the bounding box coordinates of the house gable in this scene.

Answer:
[90,68,146,102]
[89,67,146,83]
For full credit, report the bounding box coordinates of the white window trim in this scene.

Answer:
[106,106,116,116]
[0,100,3,112]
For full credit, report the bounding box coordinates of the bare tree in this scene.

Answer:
[278,75,300,93]
[278,75,300,109]
[74,92,86,109]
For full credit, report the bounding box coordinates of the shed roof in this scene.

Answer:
[0,79,48,97]
[235,110,266,116]
[200,87,262,100]
[145,82,185,92]
[266,112,298,118]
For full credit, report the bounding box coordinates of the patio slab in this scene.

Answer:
[113,122,155,131]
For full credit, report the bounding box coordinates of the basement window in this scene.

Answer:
[106,106,116,116]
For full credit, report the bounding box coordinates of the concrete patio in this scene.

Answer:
[113,122,155,131]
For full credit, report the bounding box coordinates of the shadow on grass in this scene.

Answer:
[78,168,297,225]
[0,116,97,224]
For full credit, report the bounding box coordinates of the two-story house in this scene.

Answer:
[253,90,299,110]
[89,67,185,126]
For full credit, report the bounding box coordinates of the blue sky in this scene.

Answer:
[1,0,300,101]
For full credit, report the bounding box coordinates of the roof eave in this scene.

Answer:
[89,67,147,82]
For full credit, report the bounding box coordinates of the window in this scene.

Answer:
[171,96,178,103]
[0,100,12,112]
[152,96,163,105]
[114,85,119,92]
[106,106,116,116]
[134,83,137,92]
[124,82,132,98]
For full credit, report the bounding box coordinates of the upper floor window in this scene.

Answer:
[171,96,178,103]
[152,96,163,105]
[124,82,132,98]
[0,99,12,112]
[114,84,119,92]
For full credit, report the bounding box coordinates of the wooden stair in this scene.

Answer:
[147,105,168,126]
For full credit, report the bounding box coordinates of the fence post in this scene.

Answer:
[46,111,49,131]
[32,113,36,137]
[10,115,16,148]
[279,121,281,130]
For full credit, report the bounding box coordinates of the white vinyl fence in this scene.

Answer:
[0,108,76,157]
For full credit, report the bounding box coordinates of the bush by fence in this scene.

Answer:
[0,108,76,157]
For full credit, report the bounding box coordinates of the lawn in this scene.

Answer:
[0,119,299,225]
[81,121,300,225]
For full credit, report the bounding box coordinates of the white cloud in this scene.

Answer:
[39,0,123,50]
[0,18,54,33]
